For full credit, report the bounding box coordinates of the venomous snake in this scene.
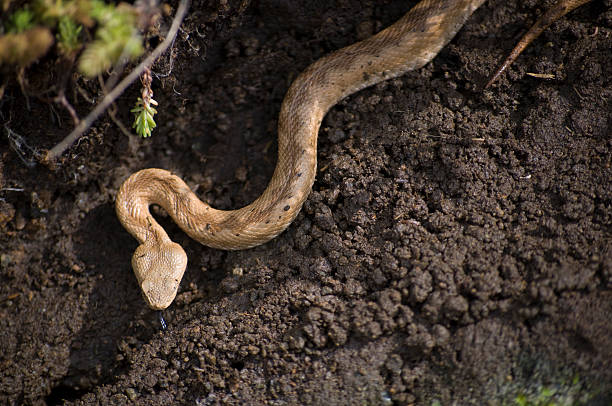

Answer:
[115,0,592,310]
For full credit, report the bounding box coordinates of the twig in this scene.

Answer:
[54,90,80,126]
[108,105,134,137]
[45,0,190,162]
[484,0,592,89]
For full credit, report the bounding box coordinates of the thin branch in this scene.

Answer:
[108,105,134,138]
[45,0,190,162]
[54,90,80,126]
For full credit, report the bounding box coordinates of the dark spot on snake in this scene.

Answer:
[283,205,290,211]
[235,234,240,237]
[265,220,270,224]
[297,172,302,177]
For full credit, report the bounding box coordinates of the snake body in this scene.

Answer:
[115,0,587,310]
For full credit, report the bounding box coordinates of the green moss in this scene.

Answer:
[7,8,35,33]
[507,375,602,406]
[56,15,81,54]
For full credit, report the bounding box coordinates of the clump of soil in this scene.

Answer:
[1,0,610,404]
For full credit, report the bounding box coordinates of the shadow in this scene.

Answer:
[45,204,160,403]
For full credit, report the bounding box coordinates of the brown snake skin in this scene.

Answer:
[115,0,592,310]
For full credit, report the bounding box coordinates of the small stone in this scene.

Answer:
[14,212,26,230]
[125,388,138,401]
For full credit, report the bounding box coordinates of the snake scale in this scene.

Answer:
[115,0,591,310]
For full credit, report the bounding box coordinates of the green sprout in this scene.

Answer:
[56,16,81,54]
[131,97,157,138]
[8,8,35,33]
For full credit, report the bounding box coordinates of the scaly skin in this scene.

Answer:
[115,0,590,310]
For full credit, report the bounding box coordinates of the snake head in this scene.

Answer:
[131,239,188,310]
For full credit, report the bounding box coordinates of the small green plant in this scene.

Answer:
[508,375,600,406]
[56,15,81,55]
[7,8,35,33]
[131,96,157,138]
[131,67,157,137]
[514,387,556,406]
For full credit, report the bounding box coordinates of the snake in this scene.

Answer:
[115,0,592,310]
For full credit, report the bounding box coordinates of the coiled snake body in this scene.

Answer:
[116,0,590,310]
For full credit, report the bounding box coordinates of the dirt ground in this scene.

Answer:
[1,0,611,404]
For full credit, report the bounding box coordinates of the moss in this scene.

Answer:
[56,15,82,55]
[7,8,35,33]
[0,27,53,66]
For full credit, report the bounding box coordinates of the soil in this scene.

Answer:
[1,0,611,404]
